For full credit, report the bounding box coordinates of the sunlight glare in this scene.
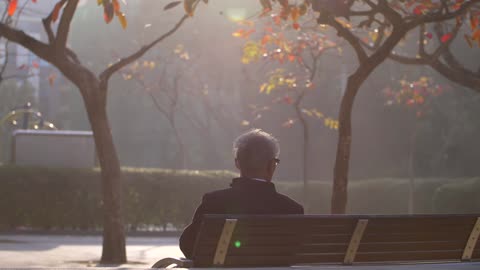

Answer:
[225,8,247,22]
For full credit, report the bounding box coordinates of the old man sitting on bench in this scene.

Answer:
[179,129,304,259]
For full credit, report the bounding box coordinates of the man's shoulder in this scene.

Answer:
[203,187,234,201]
[274,192,304,214]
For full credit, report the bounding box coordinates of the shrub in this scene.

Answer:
[433,177,480,214]
[0,166,477,231]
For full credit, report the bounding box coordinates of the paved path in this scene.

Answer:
[0,234,182,268]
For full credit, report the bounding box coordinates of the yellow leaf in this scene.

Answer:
[260,83,267,93]
[241,120,250,126]
[117,12,127,29]
[266,83,275,94]
[302,109,313,117]
[174,44,184,54]
[180,52,190,60]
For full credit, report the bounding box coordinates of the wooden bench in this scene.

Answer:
[152,214,480,268]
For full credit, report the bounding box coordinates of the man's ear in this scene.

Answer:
[267,159,276,175]
[235,158,240,170]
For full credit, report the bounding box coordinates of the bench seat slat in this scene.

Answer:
[194,256,294,267]
[188,214,480,267]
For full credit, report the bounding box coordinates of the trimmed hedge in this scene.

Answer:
[433,177,480,214]
[0,166,478,231]
[0,166,236,230]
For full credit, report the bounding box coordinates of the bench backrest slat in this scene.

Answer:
[191,214,480,267]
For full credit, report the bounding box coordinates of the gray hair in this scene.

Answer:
[233,129,280,172]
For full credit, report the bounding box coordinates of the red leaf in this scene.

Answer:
[440,33,453,43]
[283,96,293,104]
[32,61,40,68]
[8,0,18,16]
[292,22,300,30]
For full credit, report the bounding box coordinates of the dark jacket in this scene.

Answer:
[179,177,304,259]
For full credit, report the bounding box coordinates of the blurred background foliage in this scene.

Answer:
[1,1,480,219]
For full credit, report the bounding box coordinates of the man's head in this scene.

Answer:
[233,129,280,181]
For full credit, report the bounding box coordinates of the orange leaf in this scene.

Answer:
[117,12,127,29]
[472,29,480,41]
[261,35,271,45]
[471,15,479,30]
[290,6,300,22]
[112,0,120,12]
[51,1,64,23]
[8,0,18,16]
[184,0,195,17]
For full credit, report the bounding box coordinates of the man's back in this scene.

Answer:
[179,177,304,258]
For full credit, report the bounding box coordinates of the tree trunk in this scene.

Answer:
[330,26,407,214]
[170,119,187,169]
[83,89,126,264]
[295,103,310,212]
[408,121,418,214]
[331,76,358,214]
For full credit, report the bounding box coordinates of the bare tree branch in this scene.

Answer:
[56,0,78,51]
[406,0,480,28]
[99,14,190,88]
[42,0,67,45]
[0,23,54,64]
[318,14,368,63]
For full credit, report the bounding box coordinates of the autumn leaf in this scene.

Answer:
[110,0,119,11]
[164,1,181,10]
[51,1,65,23]
[117,12,127,29]
[103,2,114,23]
[472,29,480,42]
[184,0,196,17]
[290,6,300,22]
[440,32,453,43]
[283,95,293,104]
[7,0,18,16]
[260,0,272,12]
[471,15,479,30]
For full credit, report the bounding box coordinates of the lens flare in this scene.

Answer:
[234,240,241,248]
